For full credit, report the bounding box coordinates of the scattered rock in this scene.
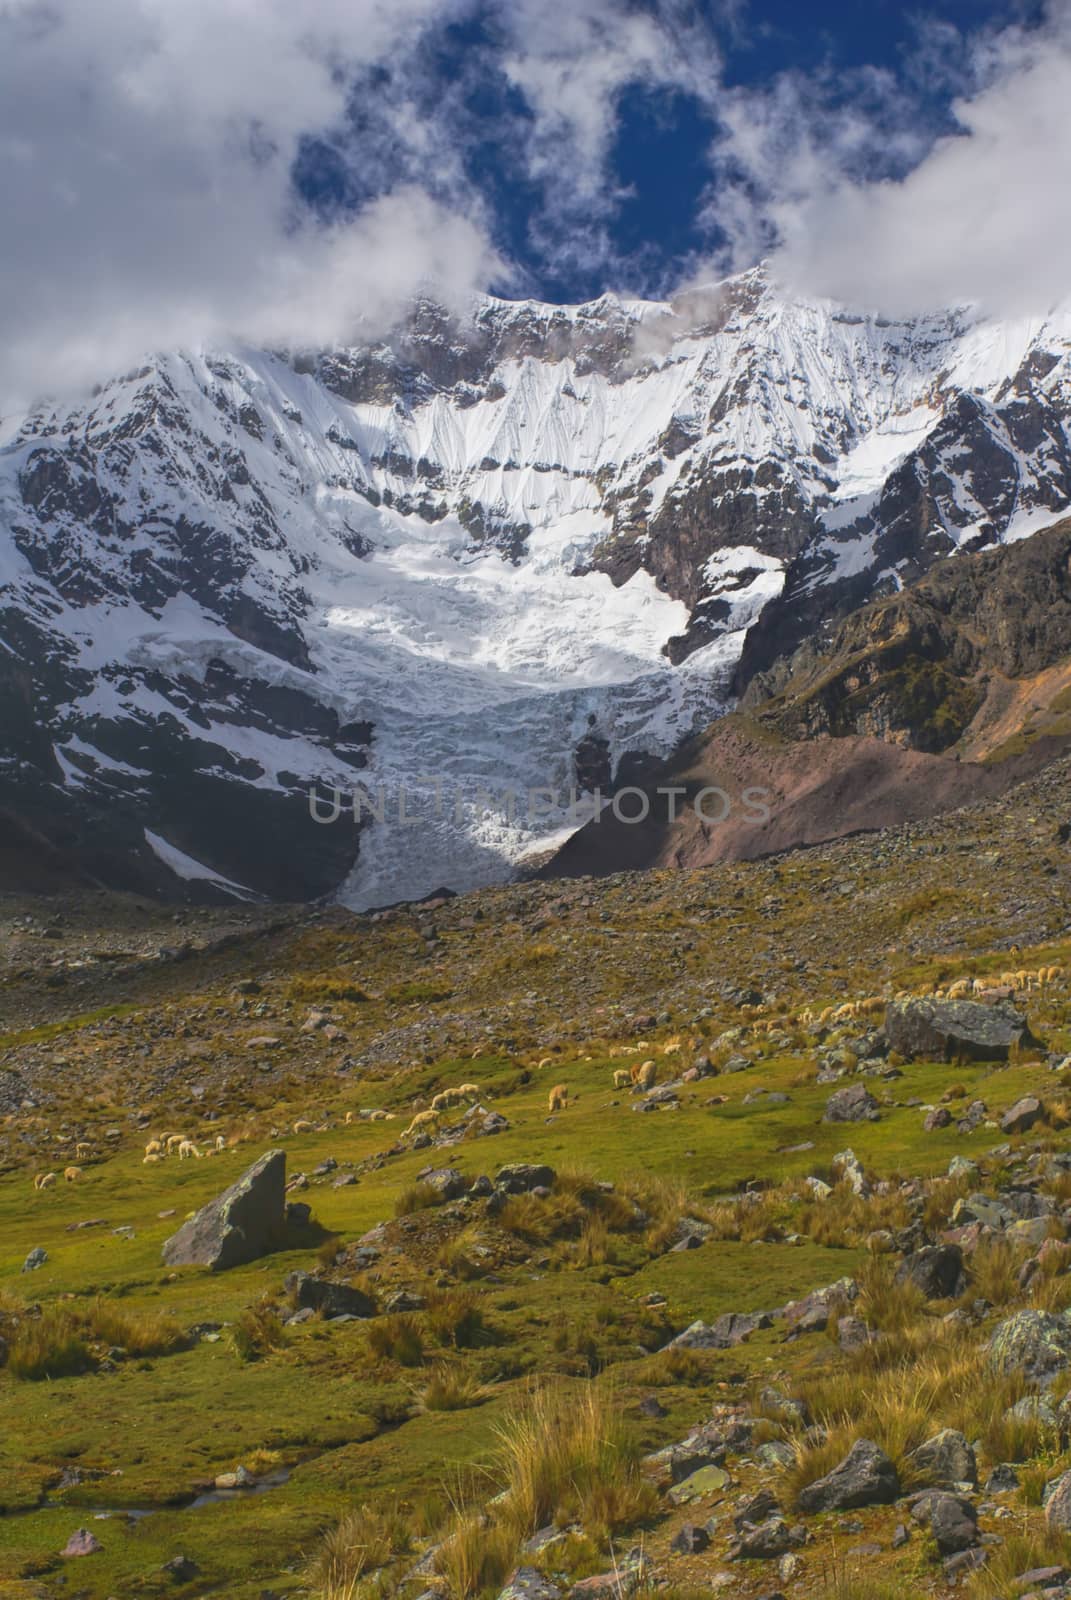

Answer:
[730,1517,805,1560]
[1045,1469,1071,1531]
[494,1569,563,1600]
[895,1243,967,1300]
[906,1429,977,1488]
[671,1523,710,1555]
[284,1271,375,1319]
[21,1246,47,1272]
[494,1164,555,1194]
[910,1490,979,1555]
[823,1085,881,1124]
[1001,1096,1045,1136]
[666,1311,772,1349]
[989,1310,1071,1382]
[62,1528,102,1557]
[797,1440,900,1514]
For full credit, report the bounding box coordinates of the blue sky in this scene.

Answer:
[1,0,1066,403]
[294,0,1049,304]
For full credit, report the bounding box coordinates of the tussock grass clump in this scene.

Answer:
[79,1297,187,1357]
[394,1182,442,1217]
[788,1306,1038,1502]
[967,1237,1026,1309]
[430,1383,657,1600]
[368,1314,425,1368]
[434,1511,518,1600]
[425,1290,487,1350]
[493,1382,658,1544]
[419,1364,488,1412]
[966,1529,1071,1599]
[855,1257,926,1333]
[8,1307,93,1381]
[308,1502,412,1594]
[633,1345,709,1387]
[231,1300,287,1363]
[435,1228,487,1281]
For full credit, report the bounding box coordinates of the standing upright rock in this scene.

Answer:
[162,1150,288,1271]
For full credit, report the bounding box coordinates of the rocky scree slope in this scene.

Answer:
[546,523,1071,879]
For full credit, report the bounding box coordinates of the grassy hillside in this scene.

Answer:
[0,756,1070,1596]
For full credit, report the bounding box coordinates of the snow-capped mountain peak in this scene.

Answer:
[4,268,1071,904]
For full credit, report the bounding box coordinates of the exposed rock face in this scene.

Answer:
[797,1439,900,1514]
[884,998,1035,1062]
[494,1164,556,1194]
[161,1150,287,1271]
[546,525,1071,887]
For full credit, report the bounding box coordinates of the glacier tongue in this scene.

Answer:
[4,269,1071,904]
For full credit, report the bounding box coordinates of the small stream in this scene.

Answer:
[7,1468,292,1522]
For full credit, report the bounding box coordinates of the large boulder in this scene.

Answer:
[162,1150,288,1271]
[895,1244,967,1300]
[822,1085,880,1124]
[988,1310,1071,1382]
[885,999,1035,1063]
[797,1439,900,1514]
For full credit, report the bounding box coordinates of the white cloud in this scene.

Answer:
[764,8,1071,317]
[0,0,499,409]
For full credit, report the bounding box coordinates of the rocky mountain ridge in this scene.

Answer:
[5,269,1071,903]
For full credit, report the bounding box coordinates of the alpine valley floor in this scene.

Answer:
[2,757,1071,1597]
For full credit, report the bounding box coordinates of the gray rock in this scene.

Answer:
[906,1429,977,1488]
[782,1277,858,1332]
[911,1491,978,1555]
[419,1167,469,1200]
[989,1310,1071,1381]
[823,1085,881,1124]
[895,1243,967,1300]
[885,998,1035,1063]
[1001,1096,1045,1135]
[734,1489,781,1529]
[671,1523,710,1554]
[162,1150,287,1271]
[494,1163,556,1193]
[666,1311,772,1349]
[797,1439,900,1514]
[284,1270,375,1319]
[21,1246,47,1272]
[62,1527,102,1556]
[985,1463,1019,1493]
[495,1569,563,1600]
[730,1517,805,1560]
[1046,1469,1071,1530]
